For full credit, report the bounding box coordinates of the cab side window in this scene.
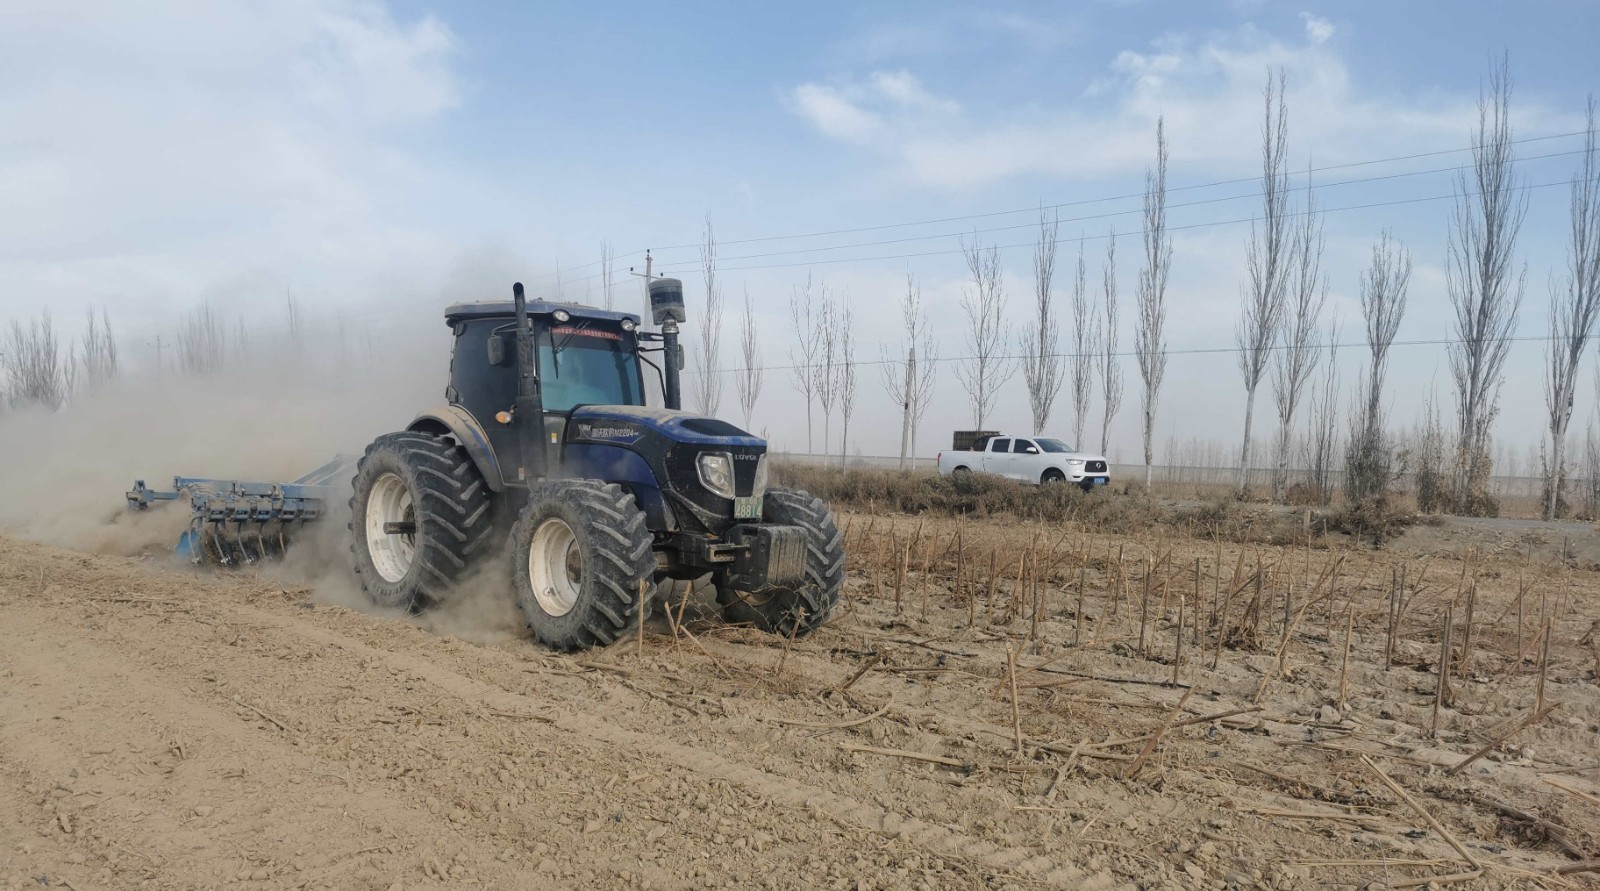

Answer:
[1013,439,1035,453]
[992,438,1011,453]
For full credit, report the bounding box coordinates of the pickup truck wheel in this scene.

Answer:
[718,487,843,637]
[1041,468,1065,484]
[952,466,971,477]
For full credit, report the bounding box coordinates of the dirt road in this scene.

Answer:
[3,516,1597,890]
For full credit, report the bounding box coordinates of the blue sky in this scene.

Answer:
[3,0,1599,464]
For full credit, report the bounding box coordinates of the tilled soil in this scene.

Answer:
[2,510,1598,890]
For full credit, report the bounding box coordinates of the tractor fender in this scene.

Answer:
[560,443,676,532]
[407,406,506,491]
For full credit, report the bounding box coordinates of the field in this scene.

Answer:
[3,483,1600,890]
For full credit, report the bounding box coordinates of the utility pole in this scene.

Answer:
[630,251,666,406]
[898,344,915,469]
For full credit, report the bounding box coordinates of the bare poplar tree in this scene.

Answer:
[787,275,824,451]
[1542,97,1600,519]
[1020,210,1064,435]
[1270,169,1327,500]
[837,299,856,466]
[954,238,1013,428]
[1135,118,1172,489]
[1447,56,1527,514]
[734,287,763,431]
[1304,318,1340,506]
[177,302,226,377]
[1346,232,1411,503]
[600,240,615,311]
[880,275,938,466]
[2,313,69,409]
[285,289,304,355]
[1069,239,1093,449]
[80,307,118,391]
[1099,232,1123,456]
[693,215,725,417]
[1235,71,1292,494]
[814,287,840,455]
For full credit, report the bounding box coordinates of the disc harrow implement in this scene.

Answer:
[125,455,355,566]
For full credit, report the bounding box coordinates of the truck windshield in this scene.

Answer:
[1037,439,1073,453]
[537,326,643,411]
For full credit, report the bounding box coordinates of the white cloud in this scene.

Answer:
[787,70,959,146]
[0,0,463,324]
[1301,13,1335,45]
[785,22,1515,189]
[789,84,885,144]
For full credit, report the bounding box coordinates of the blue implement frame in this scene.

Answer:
[126,455,356,564]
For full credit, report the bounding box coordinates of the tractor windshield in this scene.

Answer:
[537,325,643,411]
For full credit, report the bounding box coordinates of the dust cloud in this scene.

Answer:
[0,315,541,638]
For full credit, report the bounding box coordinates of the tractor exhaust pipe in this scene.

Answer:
[512,282,548,484]
[648,277,686,411]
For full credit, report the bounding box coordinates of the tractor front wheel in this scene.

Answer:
[511,480,655,651]
[349,432,493,611]
[718,487,844,637]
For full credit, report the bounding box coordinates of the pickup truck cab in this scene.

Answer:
[936,435,1111,490]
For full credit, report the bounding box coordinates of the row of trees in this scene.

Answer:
[674,59,1598,517]
[0,309,119,411]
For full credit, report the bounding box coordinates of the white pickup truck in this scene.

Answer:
[936,435,1111,489]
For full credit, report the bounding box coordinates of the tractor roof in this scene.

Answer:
[444,300,641,327]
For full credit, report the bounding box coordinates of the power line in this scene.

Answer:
[657,178,1572,276]
[651,148,1586,269]
[519,128,1593,289]
[647,129,1593,251]
[681,333,1563,378]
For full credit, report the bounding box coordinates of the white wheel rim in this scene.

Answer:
[365,472,416,584]
[529,518,581,617]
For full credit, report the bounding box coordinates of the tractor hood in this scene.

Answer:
[566,405,764,449]
[562,405,767,535]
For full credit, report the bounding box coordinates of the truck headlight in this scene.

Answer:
[1066,458,1085,465]
[752,454,769,497]
[697,452,736,499]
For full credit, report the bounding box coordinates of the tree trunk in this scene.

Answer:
[1549,426,1567,520]
[899,348,914,470]
[1273,413,1293,502]
[1238,386,1259,494]
[1143,405,1154,489]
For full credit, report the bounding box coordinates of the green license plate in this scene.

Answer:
[733,496,764,520]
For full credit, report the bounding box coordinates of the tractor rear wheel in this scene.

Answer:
[349,432,493,611]
[511,480,655,651]
[718,486,844,637]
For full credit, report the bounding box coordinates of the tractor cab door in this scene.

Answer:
[448,319,521,471]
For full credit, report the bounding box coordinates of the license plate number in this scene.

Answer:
[1092,477,1108,486]
[733,496,764,519]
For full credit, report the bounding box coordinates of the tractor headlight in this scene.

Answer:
[751,454,769,497]
[553,309,571,323]
[697,452,736,499]
[620,318,636,332]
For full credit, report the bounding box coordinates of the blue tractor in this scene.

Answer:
[345,279,843,650]
[129,279,844,650]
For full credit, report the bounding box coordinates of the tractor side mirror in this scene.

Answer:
[487,334,507,366]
